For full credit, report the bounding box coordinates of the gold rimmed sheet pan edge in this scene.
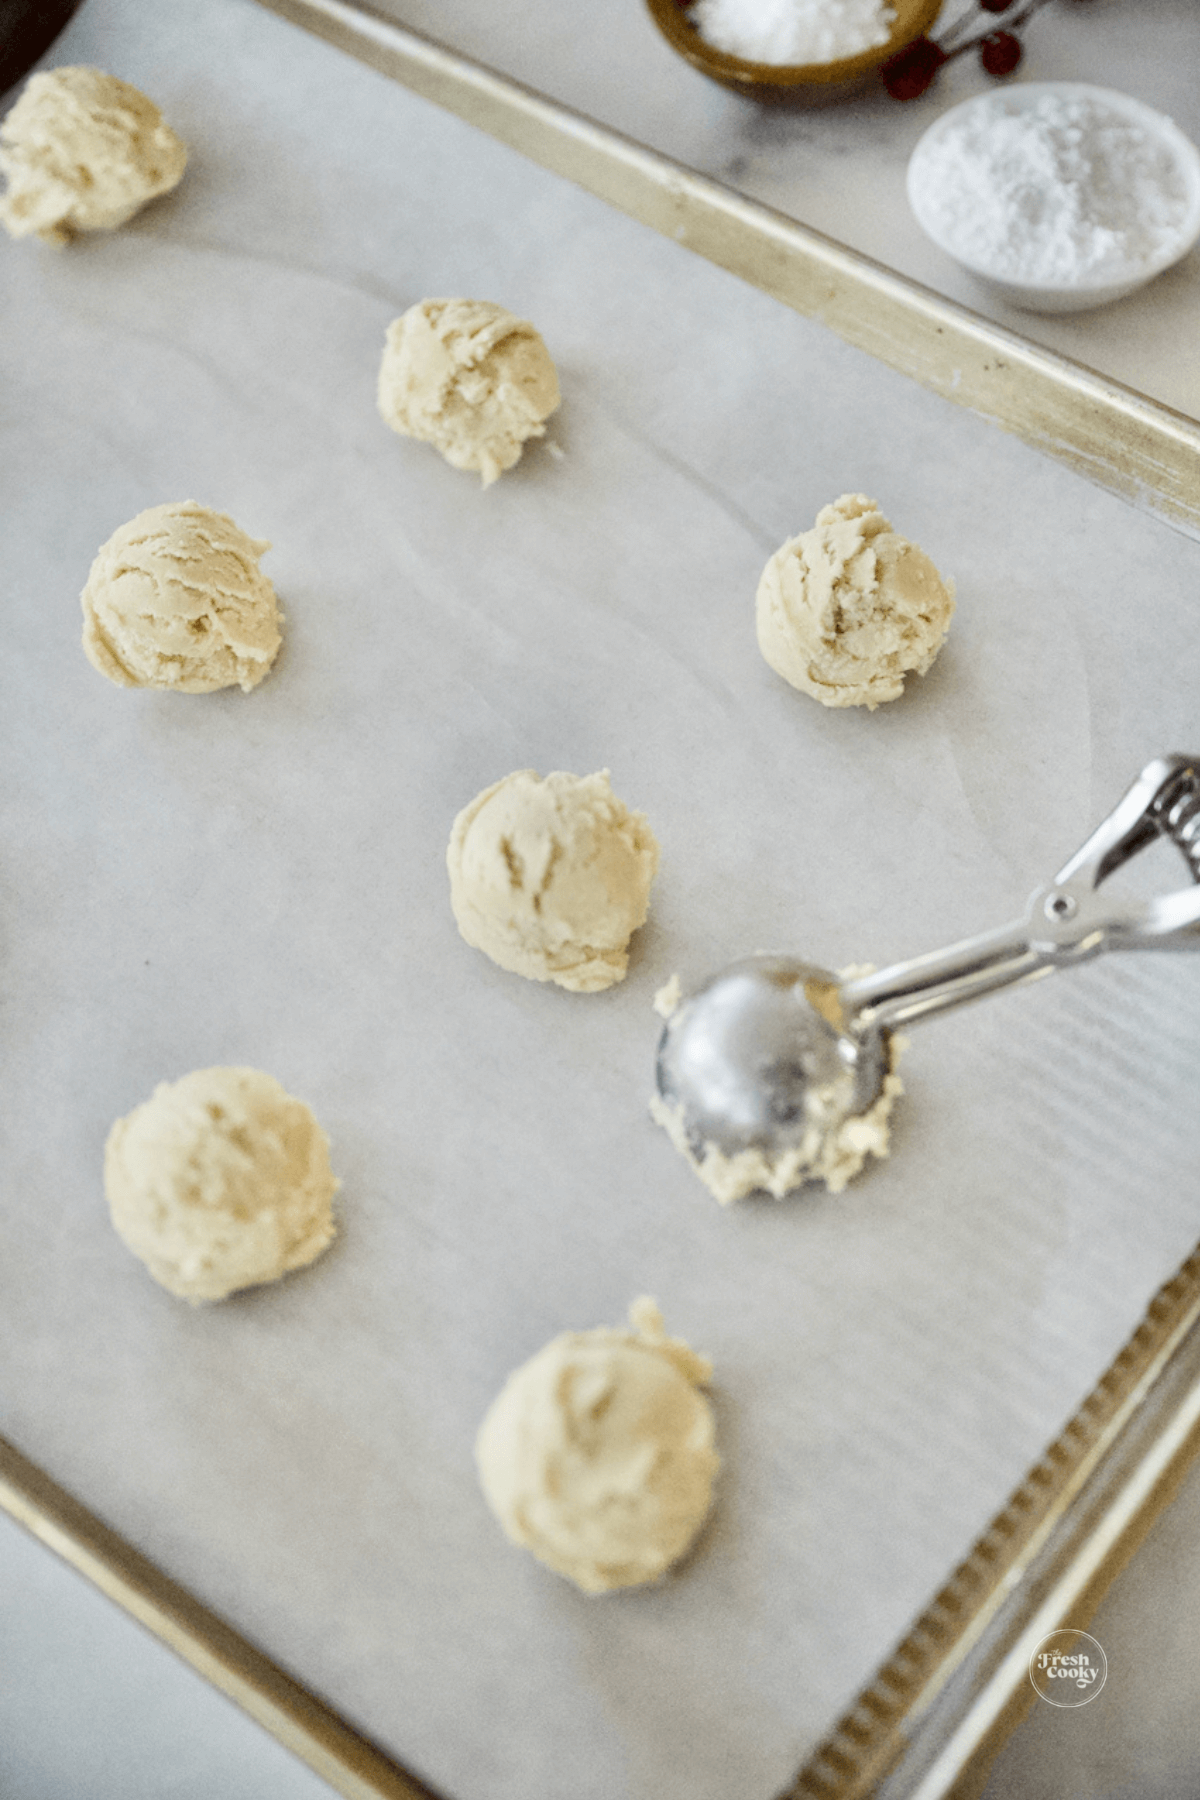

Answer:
[793,1246,1200,1798]
[5,1244,1200,1800]
[0,1436,435,1800]
[255,0,1200,542]
[8,9,1197,1797]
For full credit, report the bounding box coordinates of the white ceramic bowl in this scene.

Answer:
[906,82,1200,314]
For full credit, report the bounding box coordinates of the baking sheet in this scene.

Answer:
[2,2,1200,1798]
[362,0,1200,424]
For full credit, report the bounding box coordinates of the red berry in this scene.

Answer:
[882,36,948,100]
[980,30,1022,75]
[979,0,1014,11]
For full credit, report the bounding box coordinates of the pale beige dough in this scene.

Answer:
[650,972,905,1202]
[0,66,187,244]
[652,972,683,1018]
[104,1067,339,1303]
[377,298,560,486]
[81,501,282,693]
[476,1298,718,1594]
[756,493,954,709]
[447,769,659,992]
[650,1061,904,1203]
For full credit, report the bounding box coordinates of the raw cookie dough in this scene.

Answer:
[447,769,659,992]
[650,972,905,1201]
[756,493,954,709]
[377,298,560,487]
[0,66,187,244]
[104,1067,339,1302]
[81,501,283,693]
[476,1298,718,1594]
[653,972,683,1018]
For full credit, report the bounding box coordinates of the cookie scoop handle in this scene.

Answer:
[840,754,1200,1036]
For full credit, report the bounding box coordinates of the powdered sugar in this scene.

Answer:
[909,89,1195,286]
[692,0,895,66]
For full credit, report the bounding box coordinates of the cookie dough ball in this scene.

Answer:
[448,769,659,992]
[377,298,560,487]
[0,67,187,244]
[476,1298,718,1594]
[756,494,954,710]
[104,1067,339,1303]
[81,501,283,693]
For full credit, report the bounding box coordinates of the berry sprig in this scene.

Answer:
[882,0,1055,100]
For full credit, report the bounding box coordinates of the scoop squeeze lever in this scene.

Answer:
[655,754,1200,1162]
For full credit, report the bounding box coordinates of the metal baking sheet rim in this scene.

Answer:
[6,1246,1200,1800]
[5,6,1198,1796]
[255,0,1200,544]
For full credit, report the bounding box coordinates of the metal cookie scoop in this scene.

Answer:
[656,755,1200,1167]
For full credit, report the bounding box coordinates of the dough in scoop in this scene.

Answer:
[651,1047,905,1201]
[650,970,905,1201]
[0,66,187,244]
[447,768,659,992]
[756,493,954,709]
[377,298,560,486]
[476,1298,718,1593]
[81,501,282,693]
[104,1067,339,1303]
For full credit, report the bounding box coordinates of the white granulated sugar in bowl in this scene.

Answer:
[909,89,1196,285]
[692,0,895,65]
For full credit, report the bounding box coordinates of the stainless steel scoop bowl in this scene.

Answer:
[656,755,1200,1162]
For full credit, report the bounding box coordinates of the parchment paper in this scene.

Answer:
[372,0,1200,423]
[2,3,1199,1797]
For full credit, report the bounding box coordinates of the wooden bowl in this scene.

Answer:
[645,0,943,98]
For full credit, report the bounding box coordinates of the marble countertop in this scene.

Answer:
[370,0,1200,423]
